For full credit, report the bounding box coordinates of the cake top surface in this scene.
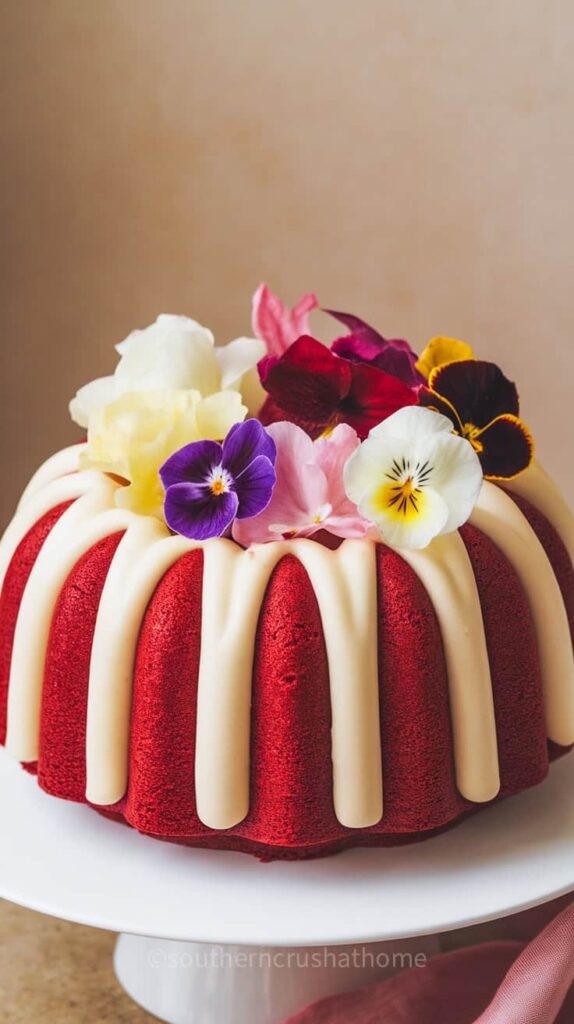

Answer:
[68,285,535,552]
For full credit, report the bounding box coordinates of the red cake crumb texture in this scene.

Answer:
[0,503,73,746]
[0,492,571,860]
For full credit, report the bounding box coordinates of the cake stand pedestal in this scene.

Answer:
[1,750,574,1024]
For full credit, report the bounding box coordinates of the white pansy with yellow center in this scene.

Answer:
[70,314,266,427]
[344,406,483,550]
[80,388,246,519]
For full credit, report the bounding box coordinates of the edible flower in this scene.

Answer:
[344,406,483,550]
[161,420,277,541]
[258,335,417,440]
[70,314,266,427]
[232,422,371,545]
[252,284,318,357]
[327,310,422,388]
[415,336,476,380]
[418,360,534,479]
[81,389,246,519]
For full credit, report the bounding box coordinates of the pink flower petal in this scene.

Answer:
[314,425,373,538]
[314,424,360,504]
[232,421,372,546]
[313,423,358,487]
[252,284,319,358]
[232,422,327,545]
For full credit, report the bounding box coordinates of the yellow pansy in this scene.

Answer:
[416,336,475,381]
[80,389,247,519]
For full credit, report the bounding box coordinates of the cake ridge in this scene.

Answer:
[0,448,572,849]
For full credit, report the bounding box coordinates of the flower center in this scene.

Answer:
[317,423,336,440]
[461,422,484,454]
[373,456,434,520]
[312,502,333,525]
[207,465,232,497]
[387,476,421,516]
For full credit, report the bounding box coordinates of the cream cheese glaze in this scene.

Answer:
[0,448,572,830]
[502,461,574,566]
[195,538,381,829]
[470,481,574,748]
[6,473,120,761]
[17,443,87,511]
[396,533,500,803]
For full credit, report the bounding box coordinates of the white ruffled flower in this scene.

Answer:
[69,314,266,428]
[344,406,483,550]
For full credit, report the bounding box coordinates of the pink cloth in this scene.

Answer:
[475,901,574,1024]
[283,900,574,1024]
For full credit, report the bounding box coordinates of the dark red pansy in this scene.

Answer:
[419,359,534,480]
[326,310,423,388]
[258,335,417,439]
[475,414,534,479]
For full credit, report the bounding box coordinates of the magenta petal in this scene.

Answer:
[234,455,277,519]
[375,346,423,387]
[332,334,384,363]
[332,334,423,385]
[160,440,223,489]
[164,482,238,540]
[327,310,414,356]
[327,308,417,356]
[328,312,422,387]
[326,309,385,341]
[222,420,276,478]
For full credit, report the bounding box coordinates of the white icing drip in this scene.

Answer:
[471,482,574,747]
[502,461,574,566]
[297,540,382,830]
[396,532,500,803]
[17,444,87,510]
[194,539,382,830]
[3,452,571,831]
[0,470,100,600]
[195,541,278,829]
[86,534,382,828]
[5,475,119,761]
[86,527,196,806]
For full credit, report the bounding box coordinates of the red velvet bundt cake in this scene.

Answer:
[0,289,573,859]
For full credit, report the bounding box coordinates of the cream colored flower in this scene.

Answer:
[81,389,246,519]
[344,406,483,550]
[70,314,266,427]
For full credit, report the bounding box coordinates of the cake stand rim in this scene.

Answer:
[1,748,573,946]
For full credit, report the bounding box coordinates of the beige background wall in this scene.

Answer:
[1,0,573,526]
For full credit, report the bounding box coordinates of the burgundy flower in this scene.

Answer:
[160,420,277,540]
[418,359,534,479]
[326,310,423,388]
[258,335,417,440]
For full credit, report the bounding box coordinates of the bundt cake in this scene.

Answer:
[0,286,572,860]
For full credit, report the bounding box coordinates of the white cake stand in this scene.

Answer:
[1,749,573,1024]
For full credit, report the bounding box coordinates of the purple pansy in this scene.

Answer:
[326,310,423,389]
[160,420,277,540]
